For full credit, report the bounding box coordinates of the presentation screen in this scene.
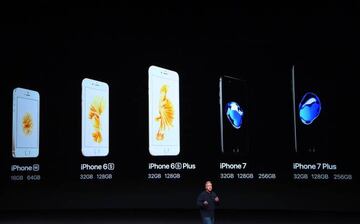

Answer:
[0,7,358,212]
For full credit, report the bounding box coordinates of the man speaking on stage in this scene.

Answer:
[196,181,220,224]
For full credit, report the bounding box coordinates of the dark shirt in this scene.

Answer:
[196,190,219,218]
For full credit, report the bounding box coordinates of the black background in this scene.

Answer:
[0,4,359,212]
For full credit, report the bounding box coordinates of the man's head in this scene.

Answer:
[205,181,212,192]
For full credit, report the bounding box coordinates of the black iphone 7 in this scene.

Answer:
[291,65,335,154]
[219,76,249,155]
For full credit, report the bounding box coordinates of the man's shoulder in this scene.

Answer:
[198,190,207,196]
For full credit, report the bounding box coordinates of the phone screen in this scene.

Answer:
[82,78,109,157]
[292,65,334,153]
[148,66,180,156]
[220,76,249,155]
[12,88,40,158]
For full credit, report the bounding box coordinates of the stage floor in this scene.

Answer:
[1,210,359,223]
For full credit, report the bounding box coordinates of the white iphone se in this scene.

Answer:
[12,87,40,158]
